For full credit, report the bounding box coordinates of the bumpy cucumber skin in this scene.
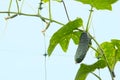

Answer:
[75,32,91,63]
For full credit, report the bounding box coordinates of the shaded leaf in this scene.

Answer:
[47,18,83,56]
[75,60,106,80]
[60,31,83,52]
[71,31,82,44]
[76,0,118,10]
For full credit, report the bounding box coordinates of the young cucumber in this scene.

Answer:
[75,32,91,63]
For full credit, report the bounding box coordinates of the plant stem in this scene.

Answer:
[42,0,52,32]
[90,45,100,54]
[62,0,70,21]
[0,11,64,25]
[86,6,114,80]
[8,0,12,16]
[90,35,115,80]
[49,0,52,21]
[37,0,41,15]
[86,6,93,32]
[16,0,19,14]
[91,72,102,80]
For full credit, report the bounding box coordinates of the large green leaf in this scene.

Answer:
[47,18,83,56]
[59,31,82,52]
[75,60,106,80]
[96,39,120,71]
[76,0,118,10]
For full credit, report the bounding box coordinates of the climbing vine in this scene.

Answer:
[0,0,119,80]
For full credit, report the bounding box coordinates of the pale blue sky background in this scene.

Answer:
[0,0,120,80]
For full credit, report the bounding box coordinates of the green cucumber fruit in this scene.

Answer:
[75,32,91,63]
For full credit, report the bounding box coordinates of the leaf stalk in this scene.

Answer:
[86,6,93,32]
[90,35,115,80]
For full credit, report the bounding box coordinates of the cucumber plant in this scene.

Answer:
[0,0,119,80]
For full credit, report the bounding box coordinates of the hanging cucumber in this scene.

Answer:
[75,32,91,63]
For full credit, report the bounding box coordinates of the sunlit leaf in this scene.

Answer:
[99,42,116,70]
[75,60,106,80]
[76,0,118,10]
[47,18,83,56]
[111,39,120,61]
[43,0,49,3]
[59,35,70,52]
[96,39,120,71]
[76,0,91,4]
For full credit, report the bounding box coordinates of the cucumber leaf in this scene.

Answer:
[75,60,106,80]
[96,39,120,71]
[47,18,83,56]
[76,0,118,10]
[111,39,120,61]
